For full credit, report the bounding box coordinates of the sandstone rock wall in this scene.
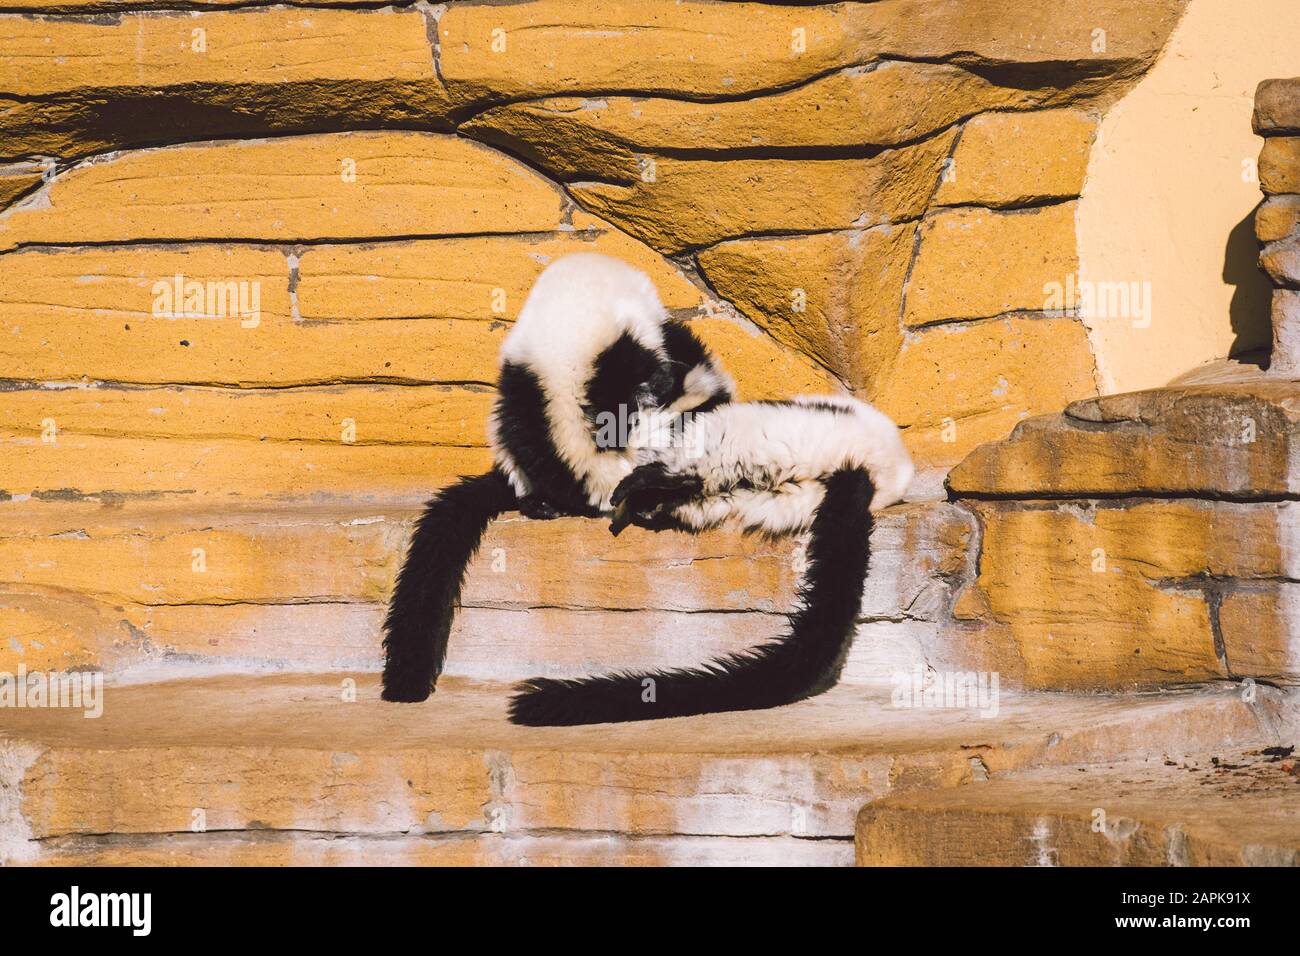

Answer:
[1256,78,1300,375]
[9,6,1300,868]
[0,0,1187,480]
[0,0,1193,686]
[945,382,1300,689]
[911,76,1300,695]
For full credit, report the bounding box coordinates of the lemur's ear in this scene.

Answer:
[660,319,712,367]
[661,320,736,407]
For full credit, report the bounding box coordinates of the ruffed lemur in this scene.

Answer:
[381,253,913,726]
[381,253,732,704]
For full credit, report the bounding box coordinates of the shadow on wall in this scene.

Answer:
[1223,207,1272,367]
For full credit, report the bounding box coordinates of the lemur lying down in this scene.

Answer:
[380,252,912,726]
[508,395,912,725]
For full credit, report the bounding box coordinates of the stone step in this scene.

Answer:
[6,482,1290,695]
[944,380,1300,690]
[1,674,1287,866]
[0,496,973,683]
[26,832,854,868]
[947,380,1300,500]
[856,740,1300,866]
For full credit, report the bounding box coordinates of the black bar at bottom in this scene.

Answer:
[0,865,1289,941]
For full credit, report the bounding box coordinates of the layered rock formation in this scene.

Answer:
[844,74,1300,867]
[0,0,1189,472]
[1257,78,1300,375]
[923,80,1300,694]
[5,0,1297,867]
[946,383,1300,689]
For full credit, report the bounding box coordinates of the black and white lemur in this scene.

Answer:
[381,253,913,725]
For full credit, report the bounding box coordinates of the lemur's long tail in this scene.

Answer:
[508,467,874,725]
[382,469,517,702]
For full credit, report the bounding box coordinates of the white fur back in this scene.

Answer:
[500,253,667,389]
[640,395,914,534]
[494,253,671,507]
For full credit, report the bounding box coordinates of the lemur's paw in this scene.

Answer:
[610,464,703,536]
[610,463,702,508]
[518,495,562,520]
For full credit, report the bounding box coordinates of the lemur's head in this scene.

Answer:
[635,362,678,411]
[659,321,734,415]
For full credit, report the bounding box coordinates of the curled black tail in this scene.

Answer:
[508,468,875,725]
[382,469,517,702]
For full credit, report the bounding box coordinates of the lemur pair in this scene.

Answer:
[381,253,913,725]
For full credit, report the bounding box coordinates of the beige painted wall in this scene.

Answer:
[1077,0,1300,393]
